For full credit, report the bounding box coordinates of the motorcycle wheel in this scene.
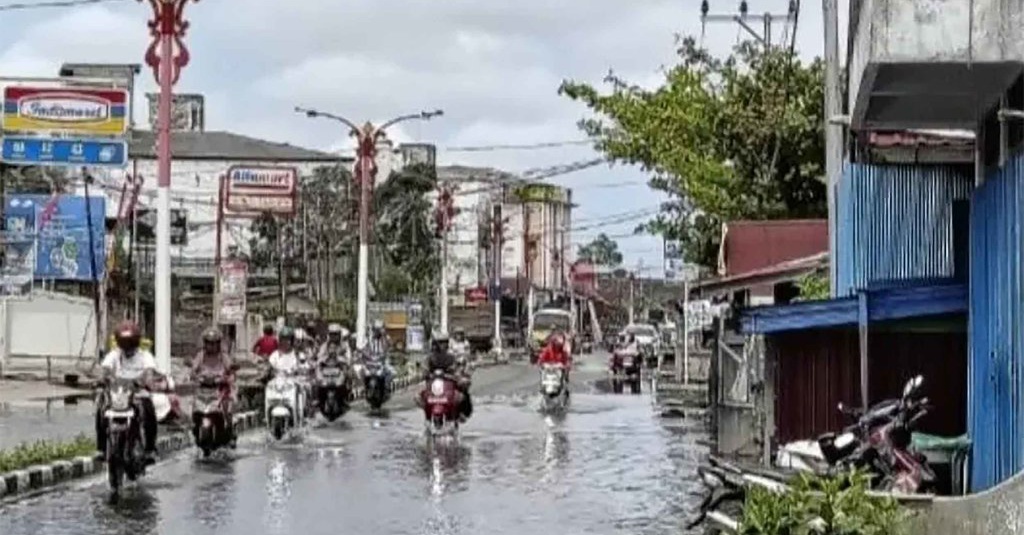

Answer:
[612,379,623,394]
[630,379,642,394]
[271,418,286,440]
[198,426,214,458]
[107,433,125,497]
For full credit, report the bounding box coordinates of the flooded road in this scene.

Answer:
[0,396,95,450]
[0,356,707,535]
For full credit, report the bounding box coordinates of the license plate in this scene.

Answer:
[427,396,448,404]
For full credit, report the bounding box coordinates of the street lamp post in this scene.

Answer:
[295,107,442,349]
[141,0,197,373]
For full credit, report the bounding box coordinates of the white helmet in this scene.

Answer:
[295,328,307,340]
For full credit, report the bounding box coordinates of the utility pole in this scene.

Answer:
[277,217,286,316]
[822,0,842,294]
[492,203,504,355]
[524,203,535,336]
[141,0,198,373]
[699,0,798,49]
[295,107,442,346]
[628,272,635,325]
[435,183,455,335]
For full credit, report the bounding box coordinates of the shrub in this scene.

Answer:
[0,434,95,473]
[740,470,912,534]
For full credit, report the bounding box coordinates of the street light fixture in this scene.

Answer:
[295,106,443,348]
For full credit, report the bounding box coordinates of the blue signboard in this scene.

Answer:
[4,194,106,281]
[1,137,127,167]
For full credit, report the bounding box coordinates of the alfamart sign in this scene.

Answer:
[224,165,298,216]
[3,86,128,136]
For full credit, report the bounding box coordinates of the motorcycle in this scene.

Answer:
[689,375,936,533]
[363,357,392,410]
[264,372,304,440]
[420,369,461,438]
[316,356,351,422]
[103,378,149,499]
[609,349,642,394]
[191,374,233,457]
[539,363,569,412]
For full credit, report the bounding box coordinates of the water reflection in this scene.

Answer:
[89,486,160,535]
[191,459,237,529]
[263,455,293,534]
[417,440,472,498]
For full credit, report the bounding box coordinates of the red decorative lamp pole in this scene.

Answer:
[141,0,197,373]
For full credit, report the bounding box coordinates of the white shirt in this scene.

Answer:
[269,350,302,375]
[101,349,157,380]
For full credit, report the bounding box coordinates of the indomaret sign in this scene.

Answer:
[224,165,297,216]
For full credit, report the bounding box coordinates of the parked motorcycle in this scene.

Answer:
[363,358,391,410]
[420,369,461,439]
[609,350,642,394]
[103,378,149,499]
[315,356,351,422]
[539,363,569,412]
[191,374,233,457]
[265,372,304,440]
[689,375,936,533]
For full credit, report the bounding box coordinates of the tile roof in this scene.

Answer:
[127,130,348,162]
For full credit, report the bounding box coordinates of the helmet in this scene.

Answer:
[279,327,295,341]
[433,331,449,343]
[550,334,564,349]
[114,321,141,352]
[327,323,343,334]
[263,324,275,335]
[201,327,222,344]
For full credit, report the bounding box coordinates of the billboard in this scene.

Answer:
[224,165,298,216]
[513,183,567,204]
[4,194,106,280]
[134,208,188,246]
[3,86,128,136]
[217,260,248,323]
[146,93,204,132]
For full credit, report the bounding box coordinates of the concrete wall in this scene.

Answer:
[909,470,1024,534]
[0,292,99,371]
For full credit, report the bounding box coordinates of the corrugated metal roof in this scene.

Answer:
[836,163,972,296]
[694,252,828,296]
[128,130,345,162]
[720,220,828,277]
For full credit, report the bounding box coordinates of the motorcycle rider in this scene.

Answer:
[252,324,278,360]
[191,327,238,446]
[318,323,351,363]
[266,327,310,415]
[96,321,159,463]
[538,331,571,384]
[424,333,473,420]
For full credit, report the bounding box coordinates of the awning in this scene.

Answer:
[741,281,967,334]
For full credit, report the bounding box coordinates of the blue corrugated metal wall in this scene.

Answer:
[969,155,1024,491]
[836,163,973,296]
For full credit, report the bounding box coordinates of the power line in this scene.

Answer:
[443,140,592,152]
[0,0,122,11]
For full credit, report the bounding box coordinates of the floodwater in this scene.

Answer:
[0,359,708,535]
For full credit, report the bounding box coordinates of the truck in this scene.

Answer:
[448,303,496,353]
[528,307,574,364]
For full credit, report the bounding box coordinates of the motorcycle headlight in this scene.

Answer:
[109,388,131,411]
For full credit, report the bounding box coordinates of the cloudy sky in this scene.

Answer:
[0,0,846,273]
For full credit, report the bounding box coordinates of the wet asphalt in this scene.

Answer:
[0,353,708,535]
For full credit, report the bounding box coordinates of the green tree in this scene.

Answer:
[577,233,624,266]
[373,163,439,303]
[559,38,827,268]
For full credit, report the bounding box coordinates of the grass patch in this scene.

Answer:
[0,434,95,473]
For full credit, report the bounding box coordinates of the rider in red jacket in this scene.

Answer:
[538,333,571,379]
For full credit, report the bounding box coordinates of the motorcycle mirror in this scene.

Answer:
[837,401,846,412]
[903,375,923,398]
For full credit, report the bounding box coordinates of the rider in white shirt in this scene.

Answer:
[268,327,304,375]
[96,321,160,461]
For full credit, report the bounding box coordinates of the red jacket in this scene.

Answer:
[538,344,570,367]
[253,335,279,358]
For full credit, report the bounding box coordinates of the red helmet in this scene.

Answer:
[114,321,141,352]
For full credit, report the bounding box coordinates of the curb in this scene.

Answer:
[0,359,512,500]
[0,410,260,500]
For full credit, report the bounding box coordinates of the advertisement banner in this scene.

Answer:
[218,260,248,323]
[224,165,298,216]
[513,183,567,204]
[3,86,128,136]
[5,194,106,281]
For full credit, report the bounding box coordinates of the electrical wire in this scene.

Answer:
[0,0,122,11]
[443,140,592,152]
